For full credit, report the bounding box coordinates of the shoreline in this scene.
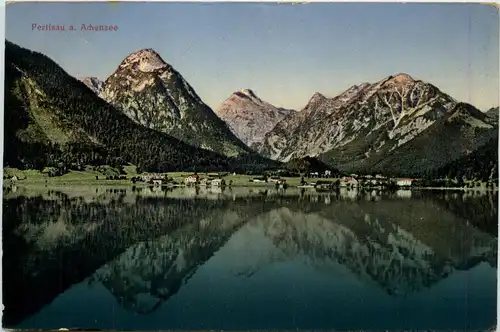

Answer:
[3,168,497,192]
[4,181,499,192]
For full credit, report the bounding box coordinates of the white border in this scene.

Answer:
[0,1,498,331]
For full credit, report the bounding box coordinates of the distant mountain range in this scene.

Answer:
[219,73,498,178]
[4,40,498,178]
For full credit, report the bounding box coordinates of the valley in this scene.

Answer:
[3,40,498,187]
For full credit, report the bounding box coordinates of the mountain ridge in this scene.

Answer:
[255,72,496,177]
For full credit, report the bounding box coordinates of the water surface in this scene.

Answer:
[3,186,497,330]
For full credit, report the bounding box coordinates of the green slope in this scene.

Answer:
[431,132,498,182]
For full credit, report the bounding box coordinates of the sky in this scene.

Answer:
[5,2,499,111]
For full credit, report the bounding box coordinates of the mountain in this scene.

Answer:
[485,106,499,126]
[100,48,251,157]
[80,77,105,96]
[4,40,271,173]
[258,73,497,176]
[215,89,295,150]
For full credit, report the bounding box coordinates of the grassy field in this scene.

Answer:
[3,166,136,186]
[3,167,336,188]
[4,167,498,195]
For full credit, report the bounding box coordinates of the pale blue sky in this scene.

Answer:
[6,2,499,111]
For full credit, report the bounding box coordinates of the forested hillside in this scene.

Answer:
[431,133,498,182]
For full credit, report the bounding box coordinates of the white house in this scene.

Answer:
[324,170,332,177]
[211,178,223,187]
[141,173,166,183]
[185,174,200,185]
[397,178,413,187]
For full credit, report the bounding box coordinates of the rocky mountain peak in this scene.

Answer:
[118,48,169,73]
[80,76,105,95]
[309,92,327,103]
[216,90,295,148]
[231,89,261,102]
[239,89,257,98]
[383,73,417,86]
[99,48,251,157]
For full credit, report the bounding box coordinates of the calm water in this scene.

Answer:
[2,186,498,331]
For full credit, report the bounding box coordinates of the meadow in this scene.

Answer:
[2,166,335,188]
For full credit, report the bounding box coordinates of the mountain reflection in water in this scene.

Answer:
[2,186,497,330]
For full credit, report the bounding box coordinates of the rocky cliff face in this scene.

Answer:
[257,73,497,175]
[215,89,294,150]
[100,48,252,157]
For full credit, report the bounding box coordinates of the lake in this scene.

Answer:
[2,185,498,331]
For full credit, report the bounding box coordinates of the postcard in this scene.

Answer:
[2,1,498,331]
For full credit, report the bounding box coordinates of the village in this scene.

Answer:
[5,164,495,191]
[130,169,418,190]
